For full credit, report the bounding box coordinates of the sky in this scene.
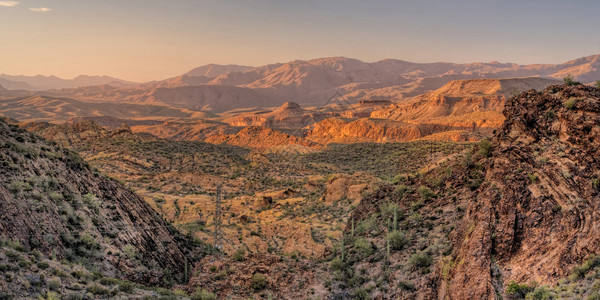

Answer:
[1,0,599,82]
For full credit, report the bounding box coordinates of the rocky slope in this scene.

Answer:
[0,118,198,295]
[443,83,600,299]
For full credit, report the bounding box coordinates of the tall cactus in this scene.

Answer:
[386,236,390,262]
[351,218,355,238]
[393,206,398,231]
[341,234,346,262]
[184,256,188,282]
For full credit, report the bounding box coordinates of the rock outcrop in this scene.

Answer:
[445,83,600,299]
[0,119,196,286]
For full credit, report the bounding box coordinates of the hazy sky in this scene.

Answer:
[1,0,599,81]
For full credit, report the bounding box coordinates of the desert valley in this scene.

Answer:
[2,0,600,299]
[1,53,600,299]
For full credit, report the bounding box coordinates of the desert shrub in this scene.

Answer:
[82,193,99,209]
[37,261,50,269]
[570,254,600,280]
[250,273,268,290]
[5,250,21,262]
[387,230,408,251]
[588,292,600,300]
[355,216,377,236]
[565,98,579,110]
[87,285,109,295]
[528,174,539,183]
[191,288,217,300]
[99,277,119,286]
[123,244,136,260]
[398,281,416,291]
[47,277,61,291]
[526,285,553,300]
[563,75,579,86]
[354,288,369,299]
[49,192,64,202]
[232,247,245,261]
[393,184,409,199]
[380,202,401,221]
[506,281,534,299]
[595,80,600,88]
[65,152,86,170]
[354,238,373,257]
[118,281,134,293]
[330,257,344,271]
[478,139,493,158]
[9,180,32,193]
[410,252,432,269]
[417,186,434,201]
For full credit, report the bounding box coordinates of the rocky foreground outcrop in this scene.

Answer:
[0,118,197,288]
[444,83,600,298]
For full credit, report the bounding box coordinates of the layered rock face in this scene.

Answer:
[445,84,600,299]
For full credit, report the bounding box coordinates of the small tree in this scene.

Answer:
[595,80,600,88]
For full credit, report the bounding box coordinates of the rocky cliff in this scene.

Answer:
[444,83,600,299]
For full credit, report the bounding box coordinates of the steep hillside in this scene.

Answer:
[444,83,600,299]
[0,118,200,297]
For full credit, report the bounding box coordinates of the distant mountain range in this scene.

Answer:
[1,54,599,113]
[0,74,135,91]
